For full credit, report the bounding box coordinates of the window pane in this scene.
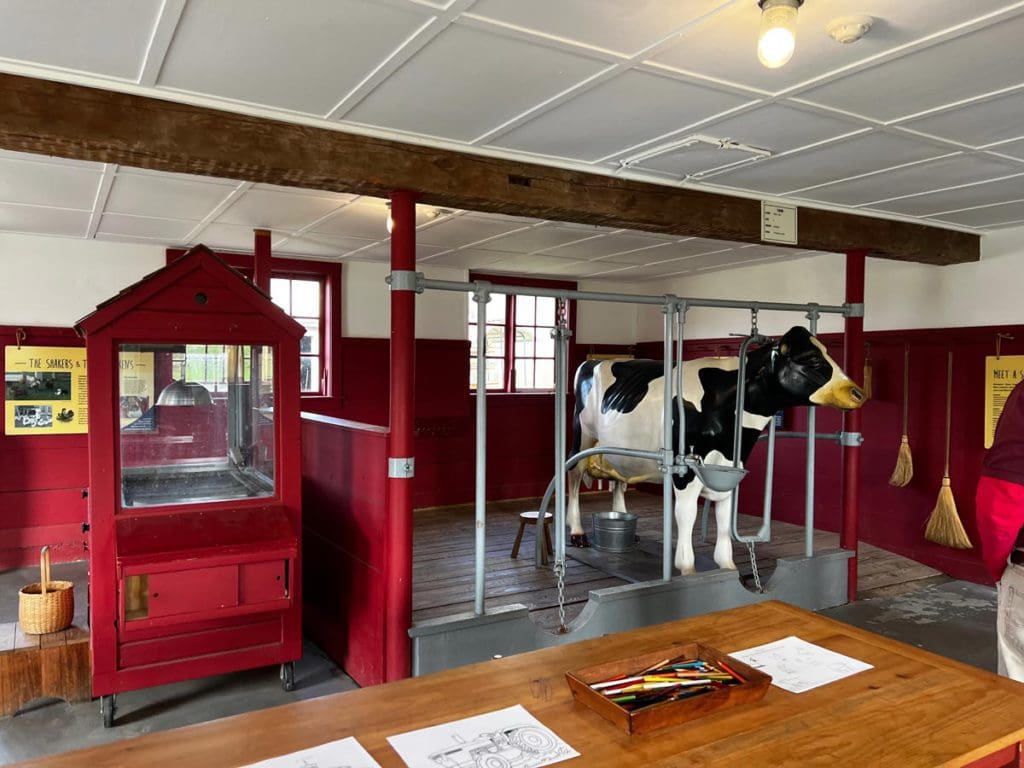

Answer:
[291,279,320,317]
[297,319,320,354]
[485,359,504,389]
[484,325,505,356]
[468,323,477,356]
[535,359,554,390]
[300,356,320,393]
[270,278,290,314]
[483,295,506,324]
[467,294,477,324]
[535,330,554,357]
[469,358,478,390]
[516,359,535,390]
[514,327,535,358]
[515,295,535,326]
[536,296,556,324]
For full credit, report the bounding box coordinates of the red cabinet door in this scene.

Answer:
[146,565,239,619]
[240,560,288,604]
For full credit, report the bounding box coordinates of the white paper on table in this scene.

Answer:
[728,635,873,693]
[238,736,382,768]
[387,704,579,768]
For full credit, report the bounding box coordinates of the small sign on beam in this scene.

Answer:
[761,201,798,245]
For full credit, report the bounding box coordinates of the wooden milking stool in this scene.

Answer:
[511,511,554,563]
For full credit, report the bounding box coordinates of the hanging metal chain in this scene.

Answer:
[746,540,764,593]
[750,307,759,337]
[555,560,568,633]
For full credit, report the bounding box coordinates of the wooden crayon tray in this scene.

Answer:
[565,642,771,735]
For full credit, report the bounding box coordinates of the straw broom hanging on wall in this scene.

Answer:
[924,350,972,549]
[889,344,913,486]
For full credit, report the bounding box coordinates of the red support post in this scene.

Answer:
[254,228,272,293]
[386,190,417,680]
[842,250,867,603]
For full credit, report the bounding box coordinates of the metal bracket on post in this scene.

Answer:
[388,457,415,478]
[839,431,864,447]
[845,302,865,318]
[387,270,423,293]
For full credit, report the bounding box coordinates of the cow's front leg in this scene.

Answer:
[713,497,737,570]
[673,480,703,574]
[611,481,627,513]
[567,463,589,548]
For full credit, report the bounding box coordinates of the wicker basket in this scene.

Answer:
[19,546,74,635]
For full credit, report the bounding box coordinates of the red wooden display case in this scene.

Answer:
[76,246,304,726]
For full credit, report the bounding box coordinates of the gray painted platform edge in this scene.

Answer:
[411,550,853,676]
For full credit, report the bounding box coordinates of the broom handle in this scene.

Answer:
[40,545,50,595]
[944,351,953,476]
[902,344,910,435]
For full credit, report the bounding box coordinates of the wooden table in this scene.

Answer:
[15,602,1024,767]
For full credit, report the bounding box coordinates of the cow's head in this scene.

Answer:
[770,326,866,410]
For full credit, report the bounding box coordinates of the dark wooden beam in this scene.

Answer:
[0,73,979,265]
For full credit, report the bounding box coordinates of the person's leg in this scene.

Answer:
[997,562,1024,681]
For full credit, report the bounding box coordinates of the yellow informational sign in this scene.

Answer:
[984,354,1024,448]
[118,351,154,427]
[4,346,88,435]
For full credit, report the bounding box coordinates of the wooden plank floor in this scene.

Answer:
[413,491,942,632]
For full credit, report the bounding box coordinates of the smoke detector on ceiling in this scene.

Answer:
[826,15,874,44]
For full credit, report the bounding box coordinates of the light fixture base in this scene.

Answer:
[758,0,803,8]
[826,15,874,44]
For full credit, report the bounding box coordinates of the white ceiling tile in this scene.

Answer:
[536,259,640,277]
[312,200,392,240]
[468,0,729,56]
[344,242,449,261]
[933,200,1024,228]
[901,89,1024,147]
[106,172,235,220]
[416,215,529,248]
[708,131,949,194]
[589,243,679,264]
[861,174,1024,216]
[486,254,590,274]
[800,12,1024,121]
[475,224,604,253]
[650,0,1015,94]
[0,203,89,237]
[218,188,345,231]
[420,248,515,269]
[539,232,668,259]
[0,149,104,171]
[989,139,1024,162]
[344,23,607,141]
[644,239,742,263]
[193,222,262,251]
[489,70,751,161]
[0,0,162,79]
[276,234,379,258]
[802,154,1023,207]
[158,0,432,115]
[0,156,100,210]
[98,214,193,240]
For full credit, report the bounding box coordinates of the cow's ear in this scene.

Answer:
[778,342,789,356]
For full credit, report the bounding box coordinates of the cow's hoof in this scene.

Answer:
[677,565,697,576]
[715,560,738,571]
[570,534,590,548]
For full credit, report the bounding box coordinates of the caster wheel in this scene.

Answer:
[280,662,295,692]
[101,694,116,728]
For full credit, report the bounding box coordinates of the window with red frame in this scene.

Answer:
[270,275,324,393]
[165,249,340,401]
[468,274,575,392]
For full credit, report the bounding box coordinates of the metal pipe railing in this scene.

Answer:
[804,311,819,558]
[473,288,489,615]
[662,303,676,581]
[730,330,771,544]
[552,308,570,571]
[417,277,855,316]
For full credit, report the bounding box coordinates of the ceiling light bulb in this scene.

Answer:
[385,202,395,234]
[757,0,802,69]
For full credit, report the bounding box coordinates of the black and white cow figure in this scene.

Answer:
[568,326,866,575]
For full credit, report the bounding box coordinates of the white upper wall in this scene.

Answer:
[0,233,166,327]
[343,260,469,339]
[630,225,1024,341]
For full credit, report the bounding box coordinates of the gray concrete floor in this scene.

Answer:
[0,562,1001,765]
[0,562,358,765]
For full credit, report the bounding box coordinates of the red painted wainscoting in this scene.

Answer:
[639,325,1024,585]
[336,337,632,508]
[0,326,88,568]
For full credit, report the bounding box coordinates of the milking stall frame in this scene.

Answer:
[390,253,868,676]
[303,192,872,684]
